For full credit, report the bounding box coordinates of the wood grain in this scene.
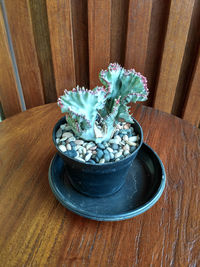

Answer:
[88,0,111,88]
[154,0,195,113]
[0,103,199,266]
[0,7,22,117]
[124,0,153,74]
[183,47,200,127]
[71,0,89,88]
[110,0,129,65]
[46,0,76,96]
[5,0,45,108]
[29,0,57,104]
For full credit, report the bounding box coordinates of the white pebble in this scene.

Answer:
[124,150,130,156]
[86,142,95,150]
[99,158,105,164]
[58,145,66,152]
[109,139,120,145]
[75,156,85,162]
[68,136,76,142]
[85,153,92,161]
[56,138,60,144]
[62,132,73,138]
[123,135,129,141]
[66,144,72,150]
[107,147,114,153]
[115,151,122,159]
[114,135,121,142]
[115,158,120,162]
[60,124,66,130]
[123,144,130,151]
[60,136,68,141]
[129,136,138,142]
[127,140,137,146]
[89,146,97,151]
[75,140,84,145]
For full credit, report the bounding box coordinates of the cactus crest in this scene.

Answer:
[58,63,149,142]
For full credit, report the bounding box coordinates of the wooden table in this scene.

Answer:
[0,103,199,266]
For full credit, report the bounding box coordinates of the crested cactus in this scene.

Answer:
[58,63,149,143]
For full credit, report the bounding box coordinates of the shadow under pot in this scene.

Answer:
[52,117,143,197]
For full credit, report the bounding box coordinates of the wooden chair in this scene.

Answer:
[0,0,199,127]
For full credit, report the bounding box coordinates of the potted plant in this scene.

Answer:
[52,63,149,197]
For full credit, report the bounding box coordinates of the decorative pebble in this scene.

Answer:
[111,143,119,150]
[58,145,66,152]
[56,128,62,138]
[127,140,137,146]
[99,158,105,164]
[56,138,60,144]
[64,126,72,131]
[129,136,137,142]
[89,146,97,150]
[107,147,114,153]
[115,151,122,159]
[66,144,72,150]
[104,150,110,162]
[109,139,120,145]
[62,132,73,138]
[85,153,92,161]
[110,152,114,160]
[66,150,77,158]
[60,124,66,130]
[123,144,130,151]
[69,141,76,148]
[88,159,96,164]
[123,135,129,141]
[75,139,84,145]
[114,135,121,142]
[97,143,105,150]
[68,136,76,142]
[86,142,95,150]
[123,150,130,156]
[75,156,85,162]
[96,148,104,159]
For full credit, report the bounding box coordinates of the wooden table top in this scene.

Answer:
[0,103,199,266]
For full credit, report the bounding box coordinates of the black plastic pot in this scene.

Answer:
[52,117,143,197]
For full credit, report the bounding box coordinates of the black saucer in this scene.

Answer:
[48,143,166,221]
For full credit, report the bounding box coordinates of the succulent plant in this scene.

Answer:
[58,63,149,143]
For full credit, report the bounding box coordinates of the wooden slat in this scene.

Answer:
[154,0,195,113]
[110,0,129,64]
[71,0,89,89]
[144,0,170,106]
[88,0,111,88]
[46,0,76,97]
[124,0,153,74]
[29,0,57,103]
[183,48,200,127]
[0,7,22,117]
[5,0,45,108]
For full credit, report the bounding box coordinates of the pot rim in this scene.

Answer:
[52,116,143,166]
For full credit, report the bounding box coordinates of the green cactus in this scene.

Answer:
[58,63,149,143]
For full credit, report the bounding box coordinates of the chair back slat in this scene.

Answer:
[5,0,45,108]
[154,0,195,114]
[183,48,200,127]
[88,0,111,88]
[124,0,153,74]
[0,7,22,117]
[46,0,76,97]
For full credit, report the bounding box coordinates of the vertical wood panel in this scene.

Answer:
[5,0,45,108]
[71,0,89,88]
[88,0,111,88]
[0,7,22,117]
[46,0,76,97]
[110,0,129,65]
[183,48,200,127]
[145,0,170,106]
[124,0,153,74]
[172,0,200,117]
[154,0,195,113]
[29,0,57,104]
